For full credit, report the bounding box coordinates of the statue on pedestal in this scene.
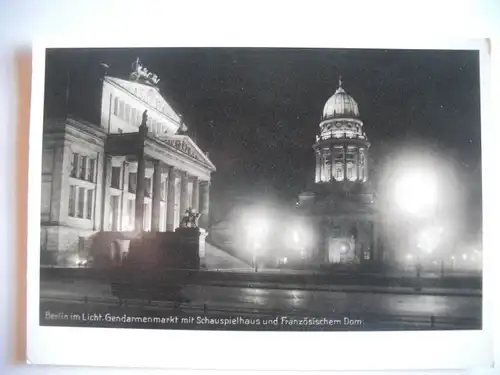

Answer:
[139,109,148,136]
[180,208,202,229]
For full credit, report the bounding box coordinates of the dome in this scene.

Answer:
[322,78,360,120]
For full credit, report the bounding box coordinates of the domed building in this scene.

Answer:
[295,78,380,267]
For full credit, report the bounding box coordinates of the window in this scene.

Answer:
[125,104,130,122]
[161,180,166,201]
[113,97,119,116]
[88,158,96,182]
[111,167,121,189]
[109,196,120,231]
[143,202,150,231]
[336,167,343,181]
[119,101,124,118]
[79,156,87,180]
[128,199,134,226]
[71,153,78,178]
[145,178,152,198]
[68,185,76,217]
[86,189,94,219]
[128,172,137,193]
[77,187,85,218]
[131,108,136,125]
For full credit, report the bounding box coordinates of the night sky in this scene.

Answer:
[44,48,482,226]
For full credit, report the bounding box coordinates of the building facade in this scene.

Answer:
[40,59,216,264]
[296,78,379,266]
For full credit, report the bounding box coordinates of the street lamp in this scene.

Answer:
[244,213,270,272]
[388,165,442,278]
[393,167,439,219]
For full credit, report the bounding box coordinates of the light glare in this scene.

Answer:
[393,169,438,217]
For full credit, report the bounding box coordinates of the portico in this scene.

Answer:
[103,119,215,233]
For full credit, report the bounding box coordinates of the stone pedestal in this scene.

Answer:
[175,227,204,270]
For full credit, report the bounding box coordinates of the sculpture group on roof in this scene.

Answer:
[130,58,160,86]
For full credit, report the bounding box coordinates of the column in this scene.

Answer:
[134,152,146,232]
[119,160,128,230]
[364,152,369,182]
[120,162,129,231]
[315,151,321,183]
[330,145,335,181]
[191,177,200,212]
[343,145,347,181]
[199,181,210,229]
[151,160,162,231]
[355,149,360,181]
[319,151,324,182]
[179,171,189,223]
[101,154,112,231]
[50,145,71,223]
[166,166,176,231]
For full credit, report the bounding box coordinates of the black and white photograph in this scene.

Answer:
[37,46,483,333]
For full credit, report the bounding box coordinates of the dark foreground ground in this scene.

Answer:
[39,277,481,331]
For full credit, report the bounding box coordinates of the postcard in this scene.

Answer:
[26,40,494,370]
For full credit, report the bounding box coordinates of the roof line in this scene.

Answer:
[104,76,183,130]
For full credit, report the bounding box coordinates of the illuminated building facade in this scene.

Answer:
[40,58,216,265]
[296,78,379,266]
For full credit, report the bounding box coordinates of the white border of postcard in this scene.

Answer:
[27,38,495,371]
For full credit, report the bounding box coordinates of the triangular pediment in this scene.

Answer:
[157,134,216,171]
[105,76,181,127]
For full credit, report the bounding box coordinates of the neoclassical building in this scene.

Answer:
[296,78,378,266]
[40,58,216,263]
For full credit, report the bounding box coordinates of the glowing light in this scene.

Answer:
[416,226,444,253]
[242,208,272,257]
[462,253,468,261]
[340,243,349,253]
[393,168,439,217]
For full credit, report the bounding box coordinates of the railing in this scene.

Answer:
[316,132,367,142]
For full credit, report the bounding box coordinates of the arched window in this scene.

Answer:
[323,151,332,181]
[336,167,343,181]
[347,162,357,181]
